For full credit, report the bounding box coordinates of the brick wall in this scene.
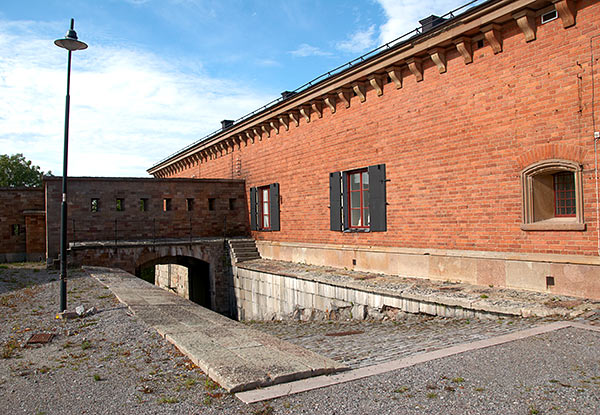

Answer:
[0,188,44,262]
[44,177,249,261]
[160,1,600,257]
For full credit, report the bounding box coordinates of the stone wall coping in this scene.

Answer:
[23,210,45,215]
[255,240,600,266]
[43,176,244,184]
[69,237,227,249]
[0,187,43,191]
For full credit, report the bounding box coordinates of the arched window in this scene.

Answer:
[521,159,585,231]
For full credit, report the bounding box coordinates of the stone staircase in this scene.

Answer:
[228,239,260,263]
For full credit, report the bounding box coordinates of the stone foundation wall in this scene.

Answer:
[257,240,600,300]
[232,266,501,322]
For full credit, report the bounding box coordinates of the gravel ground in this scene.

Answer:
[1,263,599,414]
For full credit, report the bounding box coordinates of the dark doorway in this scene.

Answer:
[188,261,210,308]
[135,255,212,310]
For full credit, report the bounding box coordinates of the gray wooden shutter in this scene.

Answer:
[368,164,387,232]
[329,172,342,231]
[270,183,280,231]
[341,171,349,231]
[250,187,257,231]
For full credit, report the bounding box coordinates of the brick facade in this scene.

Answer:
[44,177,249,262]
[149,1,600,298]
[0,188,45,262]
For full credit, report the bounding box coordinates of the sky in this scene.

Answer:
[0,0,478,177]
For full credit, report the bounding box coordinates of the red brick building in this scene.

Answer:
[148,0,600,299]
[0,188,45,263]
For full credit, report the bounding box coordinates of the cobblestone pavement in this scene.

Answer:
[246,315,548,369]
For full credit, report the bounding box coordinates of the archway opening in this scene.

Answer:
[135,255,211,309]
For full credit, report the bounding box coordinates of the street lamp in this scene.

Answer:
[55,19,87,312]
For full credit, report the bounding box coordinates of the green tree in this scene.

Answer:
[0,153,51,188]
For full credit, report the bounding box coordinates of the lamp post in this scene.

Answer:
[55,19,87,312]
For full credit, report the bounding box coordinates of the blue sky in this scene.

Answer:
[0,0,473,177]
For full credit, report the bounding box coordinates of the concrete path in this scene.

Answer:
[84,266,346,392]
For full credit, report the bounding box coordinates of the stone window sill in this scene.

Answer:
[521,220,586,231]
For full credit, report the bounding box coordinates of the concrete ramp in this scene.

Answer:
[84,266,346,392]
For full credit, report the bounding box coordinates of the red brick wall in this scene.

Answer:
[162,1,600,257]
[0,188,44,260]
[44,178,249,261]
[25,213,46,256]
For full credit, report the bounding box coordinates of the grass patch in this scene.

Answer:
[157,396,179,404]
[81,340,92,350]
[204,378,218,391]
[426,392,438,399]
[452,377,465,384]
[2,340,20,359]
[252,404,274,415]
[480,294,489,299]
[93,374,101,381]
[393,386,410,393]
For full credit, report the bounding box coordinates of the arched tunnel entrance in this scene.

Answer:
[135,255,211,309]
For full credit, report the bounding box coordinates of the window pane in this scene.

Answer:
[363,208,370,227]
[263,202,269,214]
[350,191,361,209]
[350,173,360,190]
[351,209,361,226]
[363,190,369,208]
[362,172,369,189]
[262,189,269,201]
[263,215,270,228]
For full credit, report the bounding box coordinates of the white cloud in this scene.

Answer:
[289,43,332,58]
[336,25,377,54]
[0,20,272,177]
[376,0,477,44]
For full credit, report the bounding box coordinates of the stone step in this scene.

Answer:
[228,238,261,263]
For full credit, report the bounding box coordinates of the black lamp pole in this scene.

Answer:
[55,19,87,312]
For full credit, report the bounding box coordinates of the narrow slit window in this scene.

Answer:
[140,198,148,212]
[11,224,21,236]
[91,198,99,213]
[229,198,236,210]
[186,198,194,211]
[116,198,124,211]
[163,198,172,211]
[208,198,215,211]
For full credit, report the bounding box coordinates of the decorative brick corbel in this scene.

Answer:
[338,87,352,108]
[368,74,385,96]
[269,119,280,134]
[352,82,366,102]
[311,101,323,118]
[481,24,502,54]
[260,124,270,138]
[299,105,311,123]
[387,65,403,89]
[289,111,300,127]
[453,37,473,64]
[232,135,242,149]
[553,0,576,28]
[253,128,262,141]
[324,94,337,113]
[428,47,447,73]
[406,57,423,82]
[245,130,255,144]
[513,9,536,42]
[278,114,289,131]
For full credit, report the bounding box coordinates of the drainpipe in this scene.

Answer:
[592,34,600,255]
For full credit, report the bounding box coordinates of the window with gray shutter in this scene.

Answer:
[329,172,342,231]
[270,183,280,231]
[250,187,257,231]
[368,164,386,232]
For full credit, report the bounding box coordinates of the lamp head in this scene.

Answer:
[55,18,87,51]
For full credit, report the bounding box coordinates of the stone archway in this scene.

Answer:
[136,255,212,309]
